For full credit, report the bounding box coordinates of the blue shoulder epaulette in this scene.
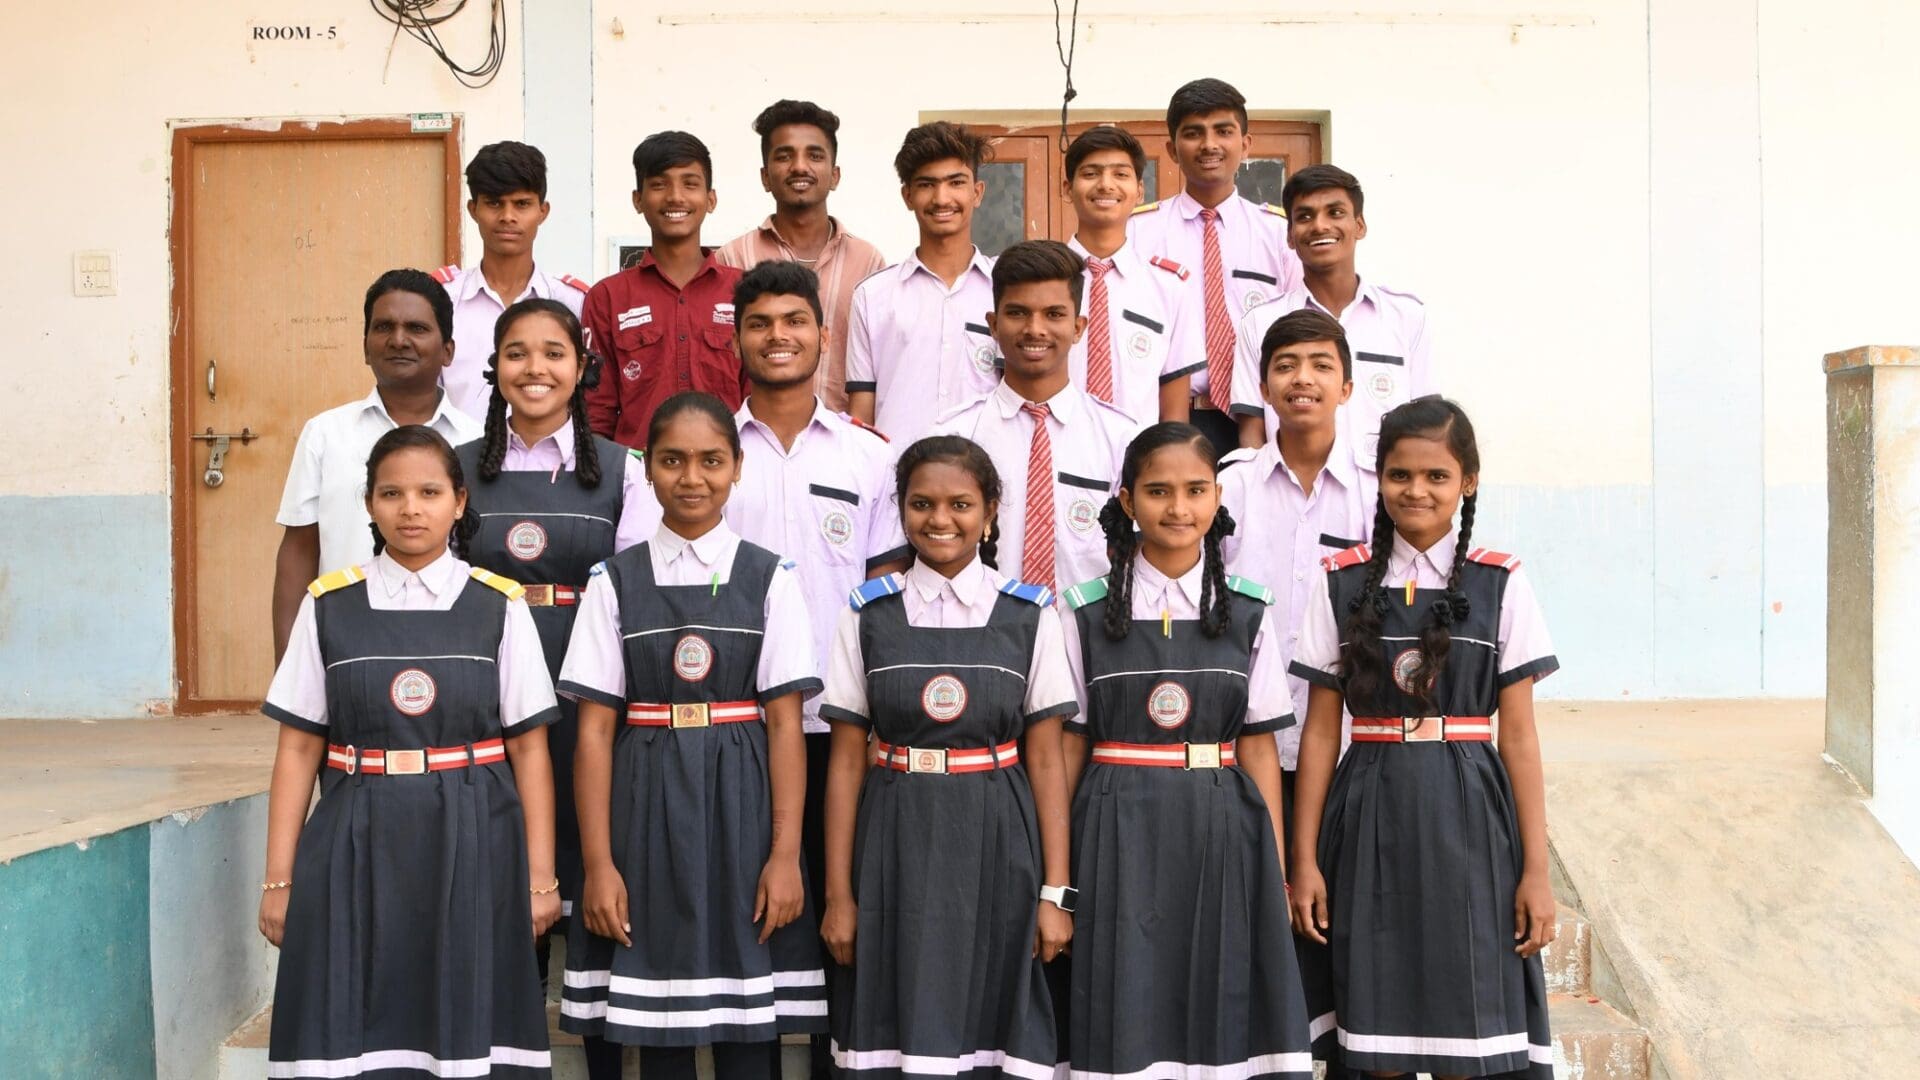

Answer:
[849,573,906,610]
[1225,575,1275,604]
[588,561,608,578]
[1062,577,1109,610]
[998,579,1054,607]
[780,558,798,572]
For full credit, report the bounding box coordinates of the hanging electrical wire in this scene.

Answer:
[1053,0,1081,152]
[370,0,507,89]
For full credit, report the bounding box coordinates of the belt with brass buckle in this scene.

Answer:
[1089,740,1238,769]
[625,700,761,729]
[326,738,506,776]
[521,584,582,608]
[873,739,1020,775]
[1350,716,1494,743]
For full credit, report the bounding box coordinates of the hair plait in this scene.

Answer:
[1198,504,1236,638]
[484,298,602,488]
[1097,497,1138,642]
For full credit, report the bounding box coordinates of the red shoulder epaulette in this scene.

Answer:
[559,274,592,293]
[1320,544,1371,572]
[841,413,890,442]
[1149,255,1191,281]
[430,264,460,284]
[1466,547,1522,571]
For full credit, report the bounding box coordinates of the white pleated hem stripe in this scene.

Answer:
[1333,1021,1553,1065]
[267,1045,550,1078]
[1066,1052,1312,1079]
[562,968,825,995]
[561,999,827,1026]
[832,1040,1061,1079]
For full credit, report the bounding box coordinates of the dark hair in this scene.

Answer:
[893,121,992,185]
[1064,125,1147,179]
[1260,308,1352,382]
[991,240,1085,313]
[633,131,713,188]
[1281,163,1365,218]
[465,141,548,200]
[734,261,825,327]
[753,99,841,163]
[1097,423,1235,641]
[363,268,453,342]
[1166,77,1248,135]
[364,425,480,560]
[1340,398,1482,706]
[645,392,742,461]
[893,436,1003,571]
[476,299,603,490]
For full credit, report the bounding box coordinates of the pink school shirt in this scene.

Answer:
[844,248,999,444]
[438,264,588,422]
[1064,236,1206,426]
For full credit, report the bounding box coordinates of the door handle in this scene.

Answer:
[190,427,257,488]
[206,358,216,401]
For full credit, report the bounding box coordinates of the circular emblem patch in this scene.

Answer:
[1243,288,1266,314]
[922,675,968,722]
[390,669,437,716]
[1368,371,1397,402]
[973,343,998,375]
[1147,681,1192,729]
[1067,498,1099,534]
[621,359,644,382]
[1127,330,1152,360]
[505,520,547,562]
[673,634,714,682]
[820,509,854,547]
[1392,648,1426,695]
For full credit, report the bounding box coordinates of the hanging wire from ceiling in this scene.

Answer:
[1053,0,1081,152]
[370,0,507,89]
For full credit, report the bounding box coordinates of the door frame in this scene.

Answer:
[167,117,464,713]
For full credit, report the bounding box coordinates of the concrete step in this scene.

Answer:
[1548,992,1652,1080]
[1544,901,1594,995]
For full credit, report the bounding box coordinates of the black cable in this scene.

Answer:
[370,0,507,89]
[1053,0,1080,152]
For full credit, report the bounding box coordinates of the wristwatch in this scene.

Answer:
[1039,884,1078,914]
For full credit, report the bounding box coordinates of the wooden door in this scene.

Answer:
[170,120,461,712]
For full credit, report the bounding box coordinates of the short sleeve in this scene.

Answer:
[556,570,627,708]
[1287,567,1344,690]
[1057,602,1091,731]
[1496,565,1559,687]
[758,564,824,701]
[1023,604,1080,726]
[262,594,328,734]
[275,417,326,527]
[1229,305,1267,417]
[816,606,870,728]
[844,284,877,392]
[498,596,561,731]
[614,452,661,554]
[1407,302,1437,398]
[861,464,909,570]
[1239,607,1296,735]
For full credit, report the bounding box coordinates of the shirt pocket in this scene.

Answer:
[961,321,1001,383]
[1056,471,1110,540]
[614,324,666,380]
[696,327,742,392]
[1119,308,1168,370]
[808,483,864,567]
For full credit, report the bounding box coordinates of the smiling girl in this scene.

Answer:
[556,392,826,1080]
[258,425,560,1079]
[1289,397,1558,1080]
[817,435,1075,1077]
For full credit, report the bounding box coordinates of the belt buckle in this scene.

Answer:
[1184,743,1222,770]
[342,744,358,776]
[1403,717,1443,743]
[522,584,555,607]
[671,703,711,729]
[384,749,427,775]
[907,748,948,774]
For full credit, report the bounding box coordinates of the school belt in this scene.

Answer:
[625,700,761,728]
[520,584,582,607]
[327,738,506,776]
[1350,716,1493,743]
[1091,740,1237,769]
[873,739,1020,775]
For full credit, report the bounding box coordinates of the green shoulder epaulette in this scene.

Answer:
[1226,575,1275,604]
[1062,577,1110,610]
[306,566,367,599]
[468,567,526,601]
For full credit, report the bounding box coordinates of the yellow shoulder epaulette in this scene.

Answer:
[468,567,527,601]
[307,566,367,598]
[1131,201,1161,215]
[1260,202,1286,217]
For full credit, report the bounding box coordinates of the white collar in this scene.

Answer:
[906,555,989,607]
[1131,551,1206,609]
[988,379,1085,425]
[370,548,462,599]
[651,521,735,569]
[1388,528,1459,581]
[505,415,576,466]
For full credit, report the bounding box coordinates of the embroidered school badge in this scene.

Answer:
[621,359,644,382]
[972,342,997,375]
[1067,498,1099,534]
[506,521,548,561]
[390,669,437,716]
[820,509,854,547]
[1368,371,1397,402]
[1128,330,1152,360]
[1391,648,1426,695]
[674,634,714,682]
[1147,681,1192,729]
[922,674,968,722]
[1243,288,1265,314]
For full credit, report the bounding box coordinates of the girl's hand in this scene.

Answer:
[531,888,562,939]
[820,895,858,967]
[1514,871,1557,957]
[582,863,632,947]
[1035,901,1073,963]
[258,888,290,948]
[1289,865,1329,945]
[755,856,804,944]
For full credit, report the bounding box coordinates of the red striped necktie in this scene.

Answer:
[1020,402,1057,590]
[1084,257,1115,402]
[1199,206,1235,412]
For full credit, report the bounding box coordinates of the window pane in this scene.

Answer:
[1235,158,1288,206]
[973,162,1027,257]
[1141,168,1158,205]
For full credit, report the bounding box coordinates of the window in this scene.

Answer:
[967,119,1323,255]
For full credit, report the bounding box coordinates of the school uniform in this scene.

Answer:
[1064,236,1205,427]
[580,251,747,448]
[1057,556,1313,1078]
[818,557,1077,1078]
[262,550,559,1079]
[457,420,656,924]
[554,522,828,1061]
[844,248,999,445]
[1291,531,1558,1079]
[276,389,482,574]
[927,381,1141,592]
[432,264,590,421]
[1228,280,1434,473]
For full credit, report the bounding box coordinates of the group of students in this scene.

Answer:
[256,75,1558,1080]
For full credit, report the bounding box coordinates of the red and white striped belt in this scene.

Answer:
[873,739,1020,775]
[1091,740,1237,769]
[1350,716,1492,743]
[626,700,760,729]
[521,584,581,607]
[327,738,506,776]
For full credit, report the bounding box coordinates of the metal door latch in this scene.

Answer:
[190,427,257,488]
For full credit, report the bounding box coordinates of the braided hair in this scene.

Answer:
[893,436,1004,570]
[1099,422,1235,641]
[1339,397,1481,706]
[364,425,481,561]
[477,298,604,489]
